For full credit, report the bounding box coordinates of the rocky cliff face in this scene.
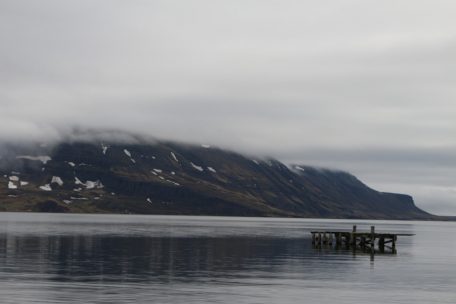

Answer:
[0,139,433,219]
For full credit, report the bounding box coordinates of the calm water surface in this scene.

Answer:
[0,212,455,303]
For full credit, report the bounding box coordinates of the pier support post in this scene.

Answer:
[351,225,357,247]
[335,233,341,247]
[379,237,385,252]
[370,226,375,250]
[360,236,366,248]
[345,234,351,249]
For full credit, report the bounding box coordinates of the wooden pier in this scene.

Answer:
[310,225,414,254]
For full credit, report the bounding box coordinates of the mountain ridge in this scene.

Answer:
[0,137,437,219]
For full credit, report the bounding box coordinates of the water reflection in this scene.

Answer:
[1,234,338,283]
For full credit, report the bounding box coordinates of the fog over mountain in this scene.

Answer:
[1,0,455,214]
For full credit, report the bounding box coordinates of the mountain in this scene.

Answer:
[0,138,434,219]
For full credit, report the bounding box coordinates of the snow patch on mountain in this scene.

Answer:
[101,143,109,155]
[166,179,180,186]
[39,184,52,191]
[191,162,204,172]
[85,180,104,189]
[75,177,83,185]
[170,152,178,162]
[74,177,103,189]
[51,176,64,186]
[124,149,136,163]
[17,155,52,164]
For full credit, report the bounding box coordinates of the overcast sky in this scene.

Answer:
[1,0,455,215]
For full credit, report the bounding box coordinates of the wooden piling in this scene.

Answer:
[379,237,385,252]
[346,233,351,249]
[370,226,375,249]
[360,236,366,248]
[351,225,357,246]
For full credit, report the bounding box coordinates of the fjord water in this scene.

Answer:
[0,213,455,304]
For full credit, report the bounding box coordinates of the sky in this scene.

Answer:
[1,0,455,215]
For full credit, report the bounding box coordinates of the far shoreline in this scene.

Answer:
[1,210,455,222]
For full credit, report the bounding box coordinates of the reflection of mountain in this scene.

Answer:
[2,234,335,281]
[0,138,433,219]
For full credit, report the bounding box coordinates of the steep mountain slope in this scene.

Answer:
[0,139,433,219]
